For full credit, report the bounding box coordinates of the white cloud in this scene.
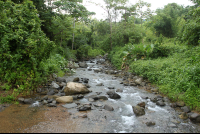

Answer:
[83,0,195,20]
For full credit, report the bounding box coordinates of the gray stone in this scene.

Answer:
[47,90,55,95]
[73,77,80,82]
[146,121,156,126]
[78,62,88,68]
[81,78,89,83]
[137,102,146,108]
[48,103,57,107]
[62,103,77,109]
[106,91,121,99]
[150,97,157,103]
[104,104,114,111]
[42,95,48,100]
[135,78,143,85]
[189,113,200,123]
[181,106,191,113]
[176,101,185,107]
[156,101,166,107]
[116,89,123,93]
[88,98,95,102]
[96,83,104,86]
[52,100,57,104]
[24,98,33,104]
[56,77,66,83]
[93,68,102,73]
[78,105,91,111]
[132,105,145,116]
[98,96,108,100]
[18,97,24,103]
[168,123,177,128]
[51,81,60,89]
[170,103,177,108]
[43,100,48,104]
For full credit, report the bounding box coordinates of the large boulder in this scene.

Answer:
[64,82,90,95]
[56,96,73,103]
[78,62,88,68]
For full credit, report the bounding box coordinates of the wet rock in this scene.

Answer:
[141,82,146,86]
[96,83,104,86]
[42,100,48,104]
[59,82,67,88]
[84,83,91,88]
[79,114,87,118]
[98,96,108,100]
[163,97,170,102]
[189,113,200,123]
[64,82,90,95]
[81,78,89,83]
[52,100,57,104]
[168,123,177,128]
[88,68,92,71]
[93,68,102,73]
[72,96,78,100]
[85,95,98,100]
[48,103,57,107]
[104,104,114,111]
[52,95,60,100]
[176,101,185,107]
[42,95,48,100]
[62,103,77,109]
[129,82,137,86]
[179,112,188,120]
[47,99,53,103]
[56,96,73,103]
[137,102,146,108]
[78,105,91,111]
[88,98,95,102]
[24,98,33,104]
[73,77,80,82]
[47,89,55,95]
[116,89,123,93]
[150,97,157,103]
[18,97,25,103]
[170,103,177,108]
[135,78,143,85]
[156,101,166,107]
[77,94,84,99]
[51,81,60,89]
[94,103,103,107]
[146,121,156,126]
[96,92,102,95]
[78,62,88,68]
[141,96,148,99]
[171,119,181,124]
[132,105,145,116]
[181,106,191,113]
[106,91,121,99]
[108,87,115,89]
[56,77,66,83]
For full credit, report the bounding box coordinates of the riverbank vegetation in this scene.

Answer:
[0,0,200,111]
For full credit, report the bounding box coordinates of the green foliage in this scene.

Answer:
[88,47,105,57]
[0,0,54,94]
[76,44,91,59]
[128,44,200,110]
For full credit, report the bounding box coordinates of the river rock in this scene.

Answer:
[132,105,145,116]
[42,95,48,100]
[96,83,104,86]
[116,89,123,93]
[170,103,177,108]
[81,78,89,83]
[24,98,33,104]
[189,113,200,123]
[106,91,121,99]
[77,94,84,99]
[73,77,80,82]
[179,112,188,120]
[43,100,48,104]
[108,87,115,89]
[47,89,55,95]
[104,104,114,111]
[176,101,185,107]
[51,81,60,89]
[137,102,146,108]
[62,103,77,109]
[146,121,156,126]
[93,68,101,73]
[56,96,73,103]
[56,77,66,83]
[64,82,90,95]
[59,82,67,88]
[181,106,191,113]
[18,97,25,103]
[84,83,91,88]
[135,78,143,85]
[156,100,166,107]
[98,96,108,100]
[48,103,57,107]
[78,105,91,111]
[78,62,88,68]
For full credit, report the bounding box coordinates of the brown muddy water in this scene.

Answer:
[0,59,200,133]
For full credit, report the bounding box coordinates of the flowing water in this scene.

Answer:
[0,59,200,133]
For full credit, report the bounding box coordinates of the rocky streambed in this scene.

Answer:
[0,56,200,133]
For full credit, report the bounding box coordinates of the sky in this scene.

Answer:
[82,0,195,20]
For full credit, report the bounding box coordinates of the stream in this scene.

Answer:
[0,58,200,133]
